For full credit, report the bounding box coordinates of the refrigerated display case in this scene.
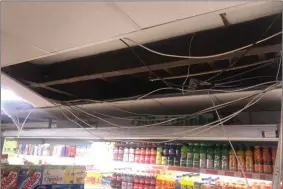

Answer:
[2,132,280,189]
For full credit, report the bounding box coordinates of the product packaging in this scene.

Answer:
[1,165,19,189]
[18,166,43,189]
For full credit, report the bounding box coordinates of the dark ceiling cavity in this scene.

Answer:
[2,14,282,103]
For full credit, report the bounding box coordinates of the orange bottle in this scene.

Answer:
[262,147,272,174]
[236,145,245,172]
[245,146,254,172]
[254,146,263,173]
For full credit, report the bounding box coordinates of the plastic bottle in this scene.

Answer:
[135,143,141,163]
[254,146,263,173]
[168,143,175,166]
[174,143,181,166]
[118,144,124,162]
[221,144,229,170]
[129,142,135,162]
[214,144,222,170]
[245,146,254,172]
[237,145,245,172]
[262,146,272,174]
[180,144,188,167]
[156,145,163,165]
[162,144,169,165]
[206,144,214,169]
[199,143,207,169]
[193,143,200,168]
[140,143,146,164]
[123,143,129,162]
[229,149,237,171]
[186,143,194,167]
[113,143,119,161]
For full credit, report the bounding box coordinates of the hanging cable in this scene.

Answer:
[123,31,281,59]
[56,82,281,143]
[209,94,249,187]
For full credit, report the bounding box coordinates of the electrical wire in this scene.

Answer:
[58,82,280,129]
[17,110,33,137]
[120,39,180,89]
[215,76,274,86]
[182,65,191,95]
[123,31,282,59]
[276,55,282,81]
[214,56,278,83]
[209,94,249,186]
[188,33,196,56]
[57,82,281,143]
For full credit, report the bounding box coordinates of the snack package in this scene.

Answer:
[42,166,65,184]
[18,166,42,189]
[1,165,19,189]
[73,167,86,184]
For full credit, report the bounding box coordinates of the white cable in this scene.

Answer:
[1,108,20,130]
[209,94,249,187]
[214,59,276,83]
[62,82,280,132]
[182,65,191,95]
[276,55,282,81]
[215,76,274,86]
[56,81,280,127]
[123,31,282,59]
[17,110,33,137]
[57,82,279,143]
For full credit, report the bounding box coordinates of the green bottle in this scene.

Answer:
[214,144,222,170]
[193,143,200,168]
[186,143,194,167]
[180,144,188,167]
[206,144,214,169]
[199,143,207,168]
[221,144,229,170]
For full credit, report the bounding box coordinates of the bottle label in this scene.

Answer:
[168,157,174,165]
[180,158,186,167]
[122,181,128,189]
[123,154,129,162]
[193,153,200,168]
[156,155,162,165]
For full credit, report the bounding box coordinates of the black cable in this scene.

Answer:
[206,13,281,82]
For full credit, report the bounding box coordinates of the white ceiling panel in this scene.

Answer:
[1,2,138,52]
[1,33,47,67]
[116,1,249,29]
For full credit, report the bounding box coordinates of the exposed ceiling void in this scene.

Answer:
[2,13,282,103]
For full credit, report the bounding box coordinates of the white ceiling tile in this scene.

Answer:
[1,2,137,52]
[31,40,126,65]
[206,1,250,12]
[116,2,209,28]
[1,33,47,67]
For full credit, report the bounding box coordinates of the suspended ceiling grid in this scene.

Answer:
[2,1,281,67]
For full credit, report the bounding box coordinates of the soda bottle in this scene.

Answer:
[237,145,245,172]
[193,143,200,168]
[245,146,254,172]
[174,143,181,166]
[129,142,135,162]
[162,144,169,165]
[135,143,141,163]
[229,149,237,171]
[123,143,129,162]
[199,143,207,169]
[156,145,163,165]
[214,144,222,170]
[180,144,188,167]
[221,144,229,170]
[186,143,193,167]
[254,146,263,173]
[168,143,175,166]
[262,146,272,174]
[118,145,124,161]
[113,143,119,161]
[206,144,214,169]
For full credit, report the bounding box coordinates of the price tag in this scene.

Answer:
[234,172,242,177]
[253,174,260,179]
